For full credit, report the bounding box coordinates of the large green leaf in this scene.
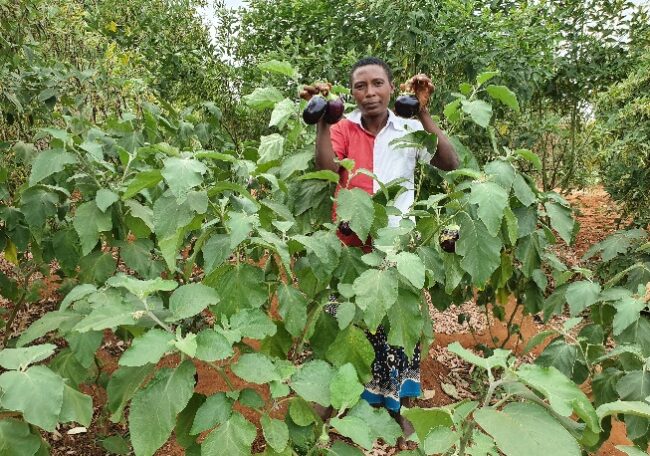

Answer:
[331,401,402,449]
[243,87,284,109]
[229,308,277,340]
[119,329,175,367]
[596,401,650,422]
[535,338,588,384]
[73,201,112,255]
[195,329,234,362]
[516,364,599,433]
[565,281,601,316]
[352,268,398,330]
[261,415,289,453]
[402,407,454,443]
[0,366,64,431]
[168,283,220,321]
[129,360,196,456]
[29,149,77,186]
[474,402,581,456]
[544,201,575,245]
[161,157,207,200]
[469,181,509,236]
[232,353,281,384]
[59,384,93,426]
[258,133,285,163]
[336,188,374,242]
[152,191,195,238]
[330,363,364,411]
[201,412,256,456]
[277,284,308,337]
[486,85,520,111]
[16,311,81,347]
[461,100,492,127]
[258,60,297,77]
[106,274,177,299]
[512,173,536,207]
[211,264,267,317]
[269,98,294,129]
[191,392,233,434]
[290,360,334,407]
[72,298,138,333]
[0,344,57,370]
[613,296,647,336]
[326,326,375,384]
[394,252,426,289]
[456,212,502,286]
[95,189,119,212]
[107,364,157,422]
[20,186,59,230]
[122,170,163,199]
[0,419,43,456]
[387,289,423,359]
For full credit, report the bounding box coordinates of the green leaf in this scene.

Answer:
[269,98,295,129]
[0,366,64,431]
[456,212,502,286]
[615,445,649,456]
[72,297,138,333]
[565,281,601,316]
[168,283,220,321]
[402,407,453,443]
[0,419,42,456]
[469,181,509,236]
[202,234,232,274]
[119,329,174,367]
[153,191,195,238]
[73,201,112,255]
[387,290,423,359]
[20,186,59,229]
[258,60,297,78]
[122,170,163,199]
[0,344,57,370]
[107,364,156,422]
[243,87,284,110]
[59,384,93,426]
[191,392,233,434]
[325,325,375,384]
[288,397,316,426]
[477,71,500,85]
[129,360,196,456]
[330,416,374,450]
[330,363,364,411]
[337,188,374,241]
[29,149,77,186]
[423,426,458,455]
[195,329,234,362]
[535,338,588,384]
[596,401,650,422]
[447,342,509,371]
[175,393,205,449]
[486,85,520,111]
[394,251,426,289]
[161,157,207,199]
[258,133,285,163]
[296,170,340,183]
[461,100,492,128]
[232,353,281,384]
[544,201,575,245]
[95,189,119,212]
[474,402,581,456]
[484,160,516,190]
[516,364,599,433]
[106,274,177,299]
[277,284,308,337]
[613,296,647,336]
[230,308,277,340]
[328,441,365,456]
[514,149,542,171]
[210,264,266,317]
[261,415,289,453]
[16,311,81,347]
[353,268,398,319]
[512,174,536,207]
[201,412,256,456]
[290,360,334,407]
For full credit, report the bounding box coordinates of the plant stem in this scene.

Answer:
[207,361,236,391]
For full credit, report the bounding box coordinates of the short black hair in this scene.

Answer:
[349,56,393,87]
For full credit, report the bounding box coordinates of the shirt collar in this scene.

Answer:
[346,109,409,132]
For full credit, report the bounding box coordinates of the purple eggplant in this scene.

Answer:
[302,96,327,124]
[324,97,345,124]
[339,221,353,236]
[439,226,460,253]
[394,94,420,118]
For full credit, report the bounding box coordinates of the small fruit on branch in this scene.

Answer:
[439,226,460,253]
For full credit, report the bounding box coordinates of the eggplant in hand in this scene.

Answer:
[323,97,344,124]
[394,94,420,118]
[302,96,328,124]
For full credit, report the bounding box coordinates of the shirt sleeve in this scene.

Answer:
[330,121,348,160]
